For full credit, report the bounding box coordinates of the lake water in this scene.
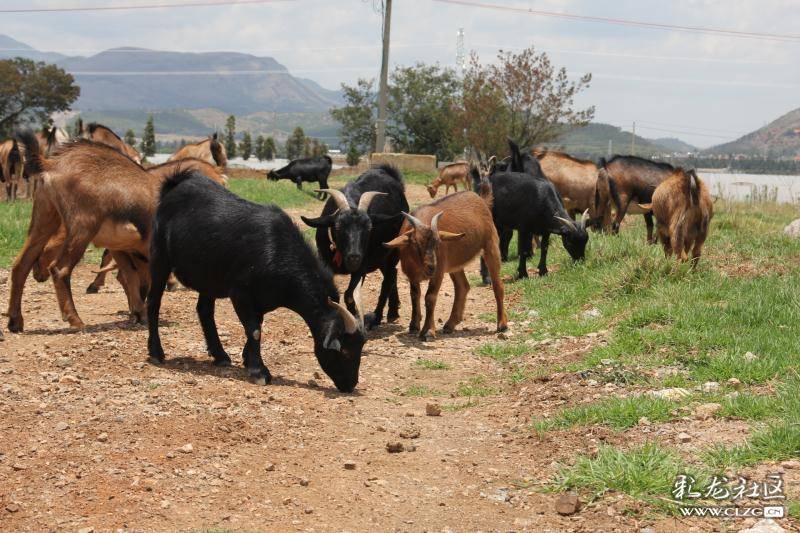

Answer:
[699,172,800,204]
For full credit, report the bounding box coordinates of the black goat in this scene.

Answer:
[475,140,589,281]
[301,164,408,330]
[267,155,333,200]
[147,170,366,392]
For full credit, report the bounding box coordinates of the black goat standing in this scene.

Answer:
[475,140,589,281]
[267,155,333,200]
[147,169,366,393]
[301,164,408,330]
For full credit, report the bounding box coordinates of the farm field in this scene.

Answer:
[0,174,799,531]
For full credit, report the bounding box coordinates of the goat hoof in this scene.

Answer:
[147,355,165,366]
[364,313,382,331]
[7,316,23,333]
[85,284,99,294]
[408,324,420,334]
[68,319,86,331]
[247,370,272,386]
[481,277,492,286]
[212,358,232,367]
[386,312,400,323]
[537,270,548,277]
[442,323,456,334]
[497,323,509,333]
[418,330,435,342]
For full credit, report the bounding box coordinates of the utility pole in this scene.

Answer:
[630,121,636,155]
[375,0,393,154]
[607,139,612,157]
[456,28,466,76]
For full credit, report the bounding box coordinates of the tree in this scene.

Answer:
[460,47,594,157]
[239,132,253,160]
[264,137,276,160]
[387,63,462,160]
[0,58,80,137]
[224,115,237,158]
[285,127,306,160]
[330,78,376,155]
[124,129,136,147]
[346,144,360,167]
[254,135,266,161]
[140,116,156,157]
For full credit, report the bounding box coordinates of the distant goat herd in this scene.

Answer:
[0,123,713,391]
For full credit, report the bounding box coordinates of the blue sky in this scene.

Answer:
[2,0,798,147]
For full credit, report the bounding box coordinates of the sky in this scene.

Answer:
[1,0,799,148]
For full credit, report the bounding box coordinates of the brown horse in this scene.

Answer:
[169,133,228,169]
[78,120,142,164]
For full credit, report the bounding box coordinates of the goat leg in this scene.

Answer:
[231,290,271,385]
[196,294,231,366]
[419,271,444,341]
[408,281,422,334]
[443,270,469,334]
[146,247,172,363]
[86,249,113,293]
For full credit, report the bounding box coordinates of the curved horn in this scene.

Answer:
[357,191,387,213]
[580,208,590,228]
[316,189,351,211]
[554,216,577,232]
[327,297,360,334]
[402,212,425,232]
[352,278,365,331]
[430,211,444,235]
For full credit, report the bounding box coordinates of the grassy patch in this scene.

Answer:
[394,384,443,397]
[455,375,496,397]
[228,177,317,208]
[442,399,479,411]
[554,442,693,503]
[703,421,800,469]
[0,200,32,268]
[413,358,451,370]
[535,395,683,432]
[474,341,530,362]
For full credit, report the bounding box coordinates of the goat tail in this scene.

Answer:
[15,129,47,177]
[689,170,700,207]
[607,173,622,212]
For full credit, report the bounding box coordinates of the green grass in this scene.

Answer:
[228,177,317,208]
[455,375,496,397]
[394,384,443,397]
[703,421,800,469]
[0,200,31,268]
[554,442,694,503]
[535,395,684,432]
[413,358,452,370]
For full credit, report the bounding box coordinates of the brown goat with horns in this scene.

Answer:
[384,189,507,341]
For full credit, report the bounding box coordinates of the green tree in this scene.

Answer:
[224,115,237,158]
[0,58,80,137]
[264,137,276,160]
[461,47,594,157]
[387,63,462,160]
[254,135,266,161]
[330,78,375,154]
[124,129,136,147]
[285,126,306,160]
[239,132,253,160]
[346,144,360,167]
[140,116,156,157]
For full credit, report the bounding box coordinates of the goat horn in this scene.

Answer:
[352,278,365,331]
[554,216,577,232]
[430,211,444,236]
[92,262,118,275]
[402,212,425,231]
[580,209,590,228]
[357,191,387,213]
[327,297,360,334]
[316,189,351,212]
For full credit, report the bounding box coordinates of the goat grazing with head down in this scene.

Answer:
[267,155,333,200]
[426,162,471,198]
[148,170,367,392]
[384,189,507,341]
[301,164,408,330]
[640,168,713,264]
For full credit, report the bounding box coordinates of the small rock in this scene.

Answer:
[55,357,73,368]
[586,379,599,387]
[58,374,79,384]
[210,401,228,410]
[386,442,404,453]
[425,403,441,417]
[640,528,656,533]
[179,443,193,454]
[676,432,692,443]
[282,497,292,506]
[600,358,614,366]
[783,218,800,239]
[649,388,690,401]
[55,421,69,431]
[638,417,651,426]
[555,492,581,515]
[727,377,742,388]
[11,463,26,471]
[307,379,318,388]
[5,503,20,513]
[497,331,513,340]
[781,459,800,469]
[701,381,720,393]
[740,518,786,533]
[77,528,94,533]
[527,310,539,318]
[343,461,357,470]
[694,402,722,420]
[304,507,314,514]
[744,351,758,362]
[96,432,108,442]
[299,477,309,486]
[582,308,601,319]
[399,427,420,439]
[166,452,175,459]
[160,500,170,509]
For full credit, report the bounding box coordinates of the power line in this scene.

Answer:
[0,0,293,14]
[432,0,800,43]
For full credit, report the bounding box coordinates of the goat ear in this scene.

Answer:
[383,232,411,249]
[638,203,653,211]
[438,231,465,241]
[370,212,402,224]
[300,214,336,228]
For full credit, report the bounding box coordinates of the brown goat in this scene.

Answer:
[80,122,142,164]
[0,139,23,201]
[384,190,507,340]
[169,133,228,169]
[426,162,471,198]
[32,158,228,293]
[533,149,612,232]
[7,134,162,333]
[640,168,713,263]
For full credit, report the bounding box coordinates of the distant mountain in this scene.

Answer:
[704,107,800,158]
[0,35,343,114]
[650,137,697,153]
[543,123,685,159]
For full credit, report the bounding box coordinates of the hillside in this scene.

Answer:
[704,107,800,158]
[542,123,688,159]
[0,35,342,114]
